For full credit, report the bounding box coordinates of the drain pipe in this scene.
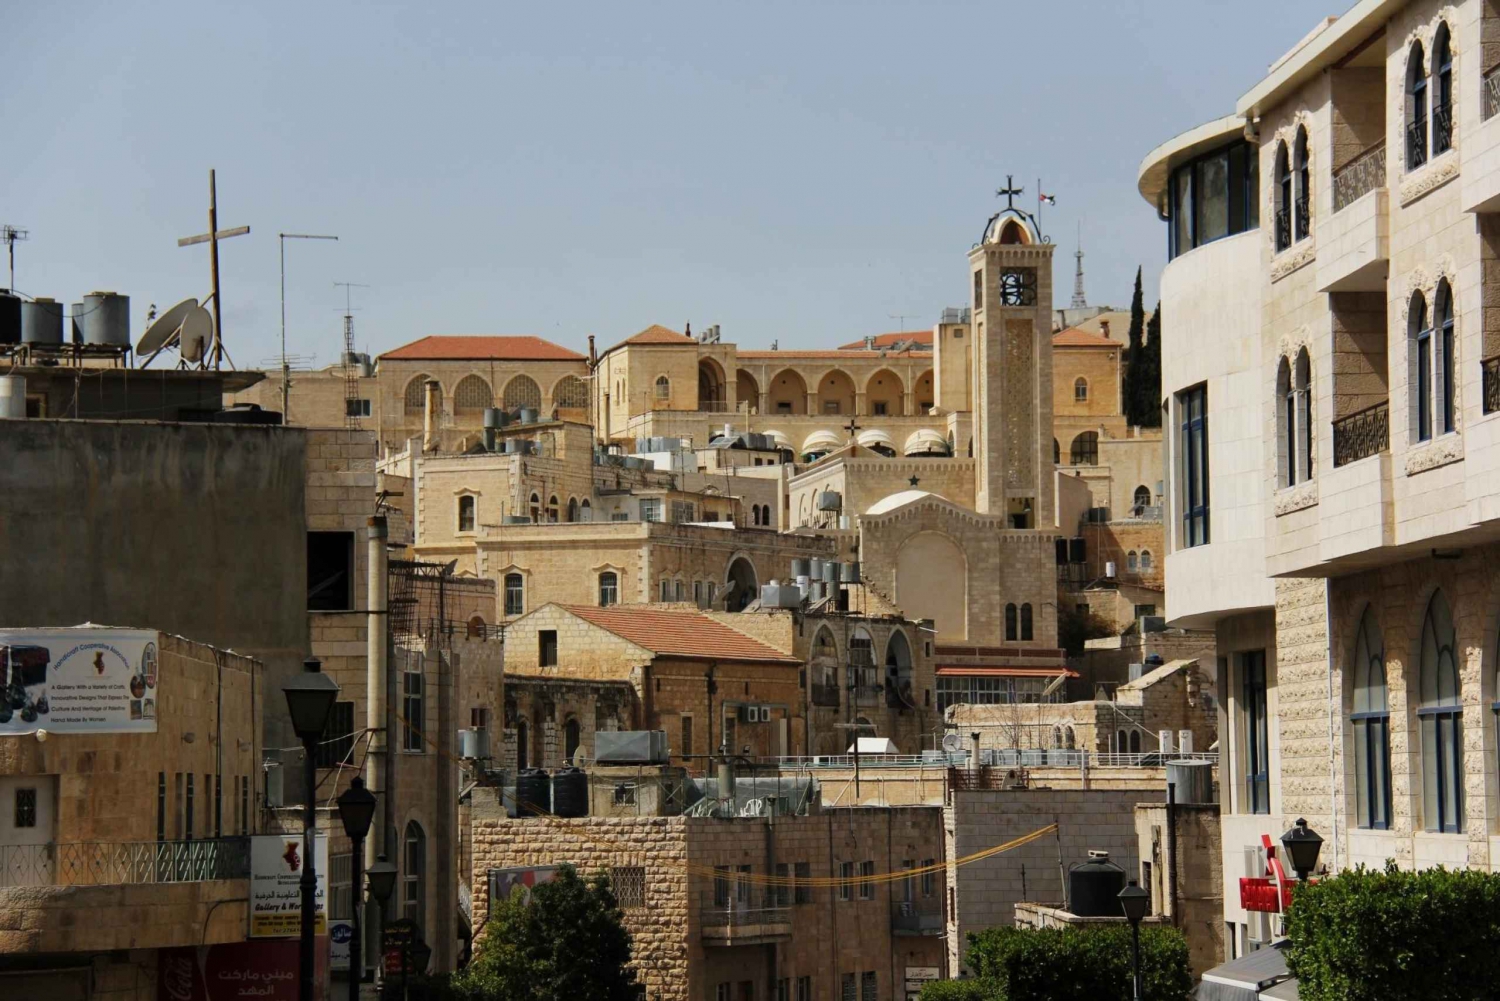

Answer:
[1167,781,1178,928]
[367,515,390,863]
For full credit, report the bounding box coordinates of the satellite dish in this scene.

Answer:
[441,559,458,576]
[178,306,213,363]
[136,297,197,355]
[940,733,963,754]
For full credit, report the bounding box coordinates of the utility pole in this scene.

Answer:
[2,226,28,290]
[279,233,338,422]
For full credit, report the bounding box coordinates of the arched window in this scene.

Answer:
[1419,591,1463,832]
[1020,603,1033,642]
[814,627,838,690]
[598,571,618,607]
[1293,126,1311,242]
[1295,349,1313,481]
[1127,550,1139,573]
[751,505,761,526]
[1070,431,1098,466]
[1274,141,1292,252]
[1053,438,1061,465]
[453,374,493,416]
[466,615,486,638]
[1140,550,1153,571]
[654,375,671,401]
[1433,23,1453,155]
[1116,729,1127,754]
[553,375,588,409]
[1411,292,1433,442]
[1277,357,1297,487]
[580,499,592,522]
[503,375,542,412]
[1436,280,1455,435]
[1064,726,1076,750]
[1351,607,1391,829]
[403,821,426,930]
[457,494,475,533]
[1408,41,1429,170]
[1133,485,1151,511]
[516,718,529,771]
[546,496,559,523]
[529,492,541,522]
[504,573,523,617]
[403,375,433,416]
[1004,603,1018,641]
[1074,378,1088,402]
[567,497,578,522]
[1051,725,1063,750]
[1129,731,1142,754]
[564,718,581,763]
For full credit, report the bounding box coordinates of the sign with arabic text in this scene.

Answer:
[157,939,327,1001]
[250,834,328,938]
[0,628,159,734]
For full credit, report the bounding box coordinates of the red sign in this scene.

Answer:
[158,939,328,1001]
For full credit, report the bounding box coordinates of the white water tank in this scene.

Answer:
[0,374,26,419]
[1158,730,1175,753]
[1105,561,1117,578]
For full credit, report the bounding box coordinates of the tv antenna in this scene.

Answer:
[2,226,27,290]
[177,169,251,369]
[279,233,338,422]
[334,282,369,428]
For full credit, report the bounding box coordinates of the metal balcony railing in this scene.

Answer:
[700,891,792,929]
[1,838,252,888]
[1332,401,1389,467]
[810,682,841,708]
[1332,141,1386,212]
[1274,208,1292,252]
[1485,356,1500,414]
[1407,118,1429,170]
[1294,191,1311,241]
[1485,65,1500,121]
[1433,103,1454,155]
[891,900,945,935]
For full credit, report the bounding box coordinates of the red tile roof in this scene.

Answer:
[625,324,694,345]
[1053,327,1120,348]
[737,349,930,360]
[381,335,585,362]
[563,605,800,663]
[837,330,934,349]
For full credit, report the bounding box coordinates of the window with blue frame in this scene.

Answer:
[1166,141,1259,259]
[1178,385,1210,547]
[1241,650,1269,814]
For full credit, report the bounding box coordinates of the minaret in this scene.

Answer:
[1070,228,1087,310]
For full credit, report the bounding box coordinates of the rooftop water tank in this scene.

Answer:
[1166,760,1215,805]
[840,561,860,584]
[80,292,130,346]
[552,767,588,818]
[516,768,551,817]
[21,298,63,345]
[790,558,811,578]
[483,407,506,429]
[1068,852,1127,917]
[0,291,20,344]
[518,407,539,424]
[458,728,490,761]
[821,561,839,583]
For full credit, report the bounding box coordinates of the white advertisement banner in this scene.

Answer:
[251,834,329,938]
[0,628,159,734]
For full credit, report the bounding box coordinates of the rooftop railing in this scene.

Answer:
[760,750,1217,770]
[1332,141,1386,212]
[1,838,251,888]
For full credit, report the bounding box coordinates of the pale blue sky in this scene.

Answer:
[8,1,1322,365]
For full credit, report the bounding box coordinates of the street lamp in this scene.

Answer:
[1280,817,1324,882]
[366,856,397,991]
[336,776,376,1001]
[1118,879,1150,1001]
[283,658,340,1001]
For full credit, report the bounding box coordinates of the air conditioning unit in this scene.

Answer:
[1159,730,1175,753]
[740,705,760,723]
[1178,730,1193,754]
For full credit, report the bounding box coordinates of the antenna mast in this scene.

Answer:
[335,282,369,428]
[1070,222,1088,310]
[2,226,28,290]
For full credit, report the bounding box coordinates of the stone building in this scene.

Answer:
[0,630,262,1000]
[1142,0,1500,961]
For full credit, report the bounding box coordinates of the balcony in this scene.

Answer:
[810,682,840,708]
[891,900,944,935]
[1407,118,1428,171]
[1317,150,1388,293]
[1,838,251,888]
[1333,402,1388,467]
[700,892,792,946]
[1485,356,1500,414]
[1466,67,1500,212]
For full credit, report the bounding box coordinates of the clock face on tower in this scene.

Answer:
[999,268,1038,307]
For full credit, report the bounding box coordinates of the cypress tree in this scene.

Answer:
[1123,267,1146,425]
[1140,302,1163,427]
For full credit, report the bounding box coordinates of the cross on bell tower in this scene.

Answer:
[995,175,1025,210]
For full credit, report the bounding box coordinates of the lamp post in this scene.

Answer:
[1280,817,1324,882]
[283,658,341,1001]
[1118,879,1149,1001]
[366,856,397,993]
[336,776,376,1001]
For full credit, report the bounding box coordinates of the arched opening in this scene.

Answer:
[736,370,761,413]
[528,493,541,522]
[1051,725,1063,750]
[516,718,529,771]
[913,370,934,412]
[503,375,542,412]
[724,557,758,612]
[1053,438,1061,465]
[504,572,524,617]
[1407,41,1428,170]
[998,220,1027,245]
[817,369,856,415]
[564,717,581,764]
[404,375,435,416]
[865,369,905,417]
[598,571,618,607]
[552,375,588,410]
[1411,291,1433,442]
[1351,606,1391,830]
[453,375,493,417]
[1295,348,1313,479]
[1020,603,1033,642]
[546,496,559,523]
[1293,126,1311,242]
[1128,731,1142,754]
[1116,729,1127,754]
[1004,603,1018,641]
[1127,550,1139,573]
[698,359,726,410]
[767,369,808,415]
[1419,591,1462,832]
[1436,279,1455,435]
[1274,141,1292,252]
[403,821,426,930]
[1277,357,1297,487]
[1064,726,1076,750]
[566,497,578,522]
[813,627,838,697]
[895,532,967,640]
[1074,377,1088,402]
[849,628,876,704]
[580,499,592,522]
[1434,23,1453,155]
[885,630,914,707]
[1070,431,1098,466]
[1133,485,1151,512]
[1140,550,1153,571]
[654,375,671,403]
[466,615,486,638]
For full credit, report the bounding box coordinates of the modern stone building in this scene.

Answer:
[1142,0,1500,960]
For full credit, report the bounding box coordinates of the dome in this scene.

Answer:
[981,207,1040,246]
[865,489,948,516]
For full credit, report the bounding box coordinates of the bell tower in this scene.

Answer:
[968,181,1055,527]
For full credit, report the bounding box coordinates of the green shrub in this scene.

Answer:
[965,924,1191,1001]
[1284,863,1500,1001]
[917,979,994,1001]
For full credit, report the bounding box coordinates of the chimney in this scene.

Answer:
[423,378,441,452]
[685,321,692,339]
[1100,319,1111,339]
[864,335,876,350]
[588,334,597,366]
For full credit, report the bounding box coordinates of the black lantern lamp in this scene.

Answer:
[284,658,340,740]
[366,856,397,904]
[336,777,377,1001]
[410,940,433,977]
[1281,817,1324,881]
[337,777,376,841]
[282,658,341,1001]
[1118,880,1150,1001]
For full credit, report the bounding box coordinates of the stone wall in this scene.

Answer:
[1135,802,1224,976]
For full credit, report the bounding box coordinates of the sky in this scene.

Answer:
[7,0,1324,366]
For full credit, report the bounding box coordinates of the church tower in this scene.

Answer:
[968,182,1055,527]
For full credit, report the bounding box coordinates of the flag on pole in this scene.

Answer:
[1039,192,1057,206]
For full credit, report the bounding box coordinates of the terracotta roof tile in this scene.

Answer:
[381,335,585,362]
[737,348,930,360]
[625,324,694,345]
[563,604,800,663]
[837,330,934,349]
[1052,327,1120,348]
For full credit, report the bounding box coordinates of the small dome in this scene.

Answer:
[865,489,948,516]
[981,208,1040,246]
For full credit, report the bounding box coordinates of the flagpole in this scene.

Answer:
[1037,177,1043,236]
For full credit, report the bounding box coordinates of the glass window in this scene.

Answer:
[1351,608,1391,830]
[1172,166,1192,257]
[457,495,475,533]
[1179,385,1210,547]
[1419,592,1463,832]
[1408,42,1429,170]
[1241,651,1269,814]
[1167,140,1257,259]
[858,861,875,899]
[1020,603,1033,641]
[1293,128,1311,242]
[1074,378,1088,401]
[1434,24,1453,154]
[1004,603,1018,641]
[1412,292,1433,442]
[539,630,558,667]
[839,861,854,901]
[403,661,424,752]
[1437,281,1455,435]
[1195,150,1230,243]
[639,498,662,523]
[795,861,812,904]
[403,821,426,930]
[599,571,618,607]
[504,573,523,617]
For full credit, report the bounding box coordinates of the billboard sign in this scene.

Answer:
[328,920,354,971]
[250,834,329,938]
[157,939,327,1001]
[0,628,159,734]
[488,866,559,907]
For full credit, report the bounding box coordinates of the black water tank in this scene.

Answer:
[516,768,551,817]
[1068,852,1126,917]
[1069,537,1087,564]
[0,291,20,344]
[1055,538,1069,565]
[552,767,588,818]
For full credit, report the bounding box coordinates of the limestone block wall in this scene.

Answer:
[1135,802,1224,976]
[228,367,379,430]
[1052,343,1122,421]
[0,878,249,955]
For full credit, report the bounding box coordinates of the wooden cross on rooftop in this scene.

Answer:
[996,175,1024,210]
[177,169,250,369]
[843,416,862,444]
